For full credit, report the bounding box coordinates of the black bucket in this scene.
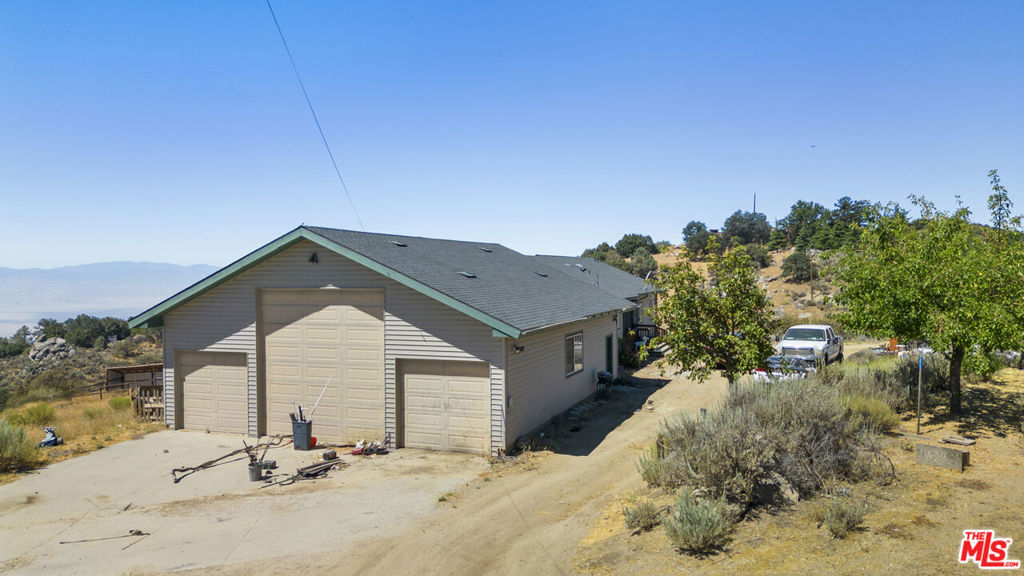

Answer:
[248,462,263,482]
[292,420,312,451]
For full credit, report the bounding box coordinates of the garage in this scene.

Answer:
[261,289,384,442]
[399,360,490,454]
[177,351,247,434]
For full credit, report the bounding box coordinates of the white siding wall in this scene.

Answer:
[504,315,618,447]
[162,240,506,453]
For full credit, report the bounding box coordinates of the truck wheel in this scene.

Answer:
[835,352,844,364]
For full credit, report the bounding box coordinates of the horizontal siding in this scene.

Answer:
[163,239,506,450]
[384,283,504,452]
[505,315,618,445]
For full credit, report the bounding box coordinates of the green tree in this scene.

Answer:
[615,234,656,257]
[721,211,771,246]
[100,317,130,341]
[64,314,106,348]
[38,318,66,340]
[648,239,779,383]
[744,244,771,268]
[682,221,712,257]
[603,250,631,273]
[781,251,813,282]
[581,242,615,261]
[833,191,1023,414]
[777,201,828,248]
[629,248,658,278]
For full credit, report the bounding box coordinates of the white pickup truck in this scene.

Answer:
[777,324,844,365]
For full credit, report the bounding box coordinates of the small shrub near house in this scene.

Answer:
[662,491,735,554]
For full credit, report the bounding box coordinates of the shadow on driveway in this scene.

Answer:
[526,374,670,457]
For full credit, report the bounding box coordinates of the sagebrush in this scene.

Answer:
[662,491,735,555]
[643,380,858,503]
[622,494,661,532]
[0,419,36,471]
[815,496,867,538]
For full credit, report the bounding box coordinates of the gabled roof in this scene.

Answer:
[531,255,654,301]
[129,226,634,338]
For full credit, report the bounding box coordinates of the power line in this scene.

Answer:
[266,0,365,231]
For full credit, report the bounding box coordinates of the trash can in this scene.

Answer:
[248,461,263,481]
[292,420,312,451]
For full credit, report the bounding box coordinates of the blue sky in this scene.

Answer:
[1,1,1022,269]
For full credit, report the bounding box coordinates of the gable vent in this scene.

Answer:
[390,240,408,247]
[458,271,477,278]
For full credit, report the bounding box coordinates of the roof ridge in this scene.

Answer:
[302,225,504,248]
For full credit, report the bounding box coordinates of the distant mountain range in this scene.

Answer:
[0,262,218,337]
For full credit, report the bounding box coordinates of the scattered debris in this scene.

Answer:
[940,436,976,446]
[59,529,150,545]
[38,427,64,448]
[352,436,390,456]
[171,435,291,483]
[260,458,348,489]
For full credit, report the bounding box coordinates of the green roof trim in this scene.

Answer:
[128,227,524,338]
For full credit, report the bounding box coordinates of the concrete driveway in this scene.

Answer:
[0,430,486,575]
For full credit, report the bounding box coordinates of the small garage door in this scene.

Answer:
[262,289,384,442]
[400,360,490,454]
[178,351,247,434]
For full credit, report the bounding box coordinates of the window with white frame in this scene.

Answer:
[565,332,583,377]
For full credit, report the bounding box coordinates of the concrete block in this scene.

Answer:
[916,443,969,472]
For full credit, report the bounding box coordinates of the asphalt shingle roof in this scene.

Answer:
[531,255,654,301]
[303,227,634,334]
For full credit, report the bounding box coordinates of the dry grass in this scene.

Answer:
[0,393,165,485]
[652,248,833,321]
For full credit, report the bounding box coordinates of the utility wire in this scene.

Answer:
[266,0,365,231]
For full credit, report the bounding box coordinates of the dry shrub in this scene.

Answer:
[0,420,37,471]
[814,496,867,539]
[845,395,898,434]
[662,491,735,555]
[726,380,855,497]
[656,408,775,504]
[621,493,661,532]
[637,447,687,490]
[643,379,859,502]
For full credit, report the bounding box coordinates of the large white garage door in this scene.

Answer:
[400,360,490,454]
[178,351,247,434]
[262,289,384,442]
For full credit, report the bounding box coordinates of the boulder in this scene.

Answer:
[29,337,73,362]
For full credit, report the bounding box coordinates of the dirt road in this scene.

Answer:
[195,370,728,576]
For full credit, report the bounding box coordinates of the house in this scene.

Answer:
[129,226,642,455]
[530,255,656,338]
